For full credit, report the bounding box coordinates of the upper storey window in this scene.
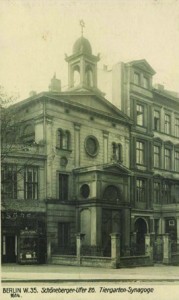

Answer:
[136,104,144,126]
[57,129,71,150]
[164,114,171,134]
[136,141,144,165]
[175,118,179,137]
[154,110,160,131]
[143,76,149,89]
[134,72,140,85]
[24,167,38,200]
[1,164,17,199]
[22,124,35,144]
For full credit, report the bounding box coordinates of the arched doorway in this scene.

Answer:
[134,218,148,255]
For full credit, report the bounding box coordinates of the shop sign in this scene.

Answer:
[1,212,43,221]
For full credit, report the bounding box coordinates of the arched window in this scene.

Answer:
[57,129,63,148]
[22,124,35,144]
[85,66,93,87]
[73,65,80,87]
[56,129,71,150]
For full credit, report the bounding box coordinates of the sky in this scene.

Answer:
[1,0,179,101]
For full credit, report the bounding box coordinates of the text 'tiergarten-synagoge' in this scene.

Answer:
[1,26,179,267]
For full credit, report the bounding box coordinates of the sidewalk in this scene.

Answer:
[1,264,179,282]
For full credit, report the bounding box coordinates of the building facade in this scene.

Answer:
[1,35,132,263]
[108,60,179,257]
[1,34,179,265]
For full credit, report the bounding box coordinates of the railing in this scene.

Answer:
[130,243,145,256]
[171,241,179,253]
[81,246,104,256]
[53,245,76,255]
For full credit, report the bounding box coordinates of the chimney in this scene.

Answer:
[49,73,61,92]
[154,84,164,91]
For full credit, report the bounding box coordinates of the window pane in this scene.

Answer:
[164,148,171,170]
[164,114,171,134]
[154,182,160,203]
[175,118,179,137]
[175,151,179,171]
[136,104,144,126]
[59,174,68,201]
[134,73,140,85]
[143,77,149,89]
[154,145,160,168]
[25,167,38,200]
[154,110,160,131]
[1,165,17,199]
[136,141,144,165]
[136,179,145,202]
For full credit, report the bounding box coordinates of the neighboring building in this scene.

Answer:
[107,60,179,257]
[152,85,179,244]
[1,35,132,263]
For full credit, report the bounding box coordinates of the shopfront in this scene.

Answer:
[1,211,47,264]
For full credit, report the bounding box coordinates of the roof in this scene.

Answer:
[127,59,156,75]
[73,36,92,55]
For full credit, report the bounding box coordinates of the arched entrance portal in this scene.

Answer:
[134,218,148,255]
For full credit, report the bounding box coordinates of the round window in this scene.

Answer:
[80,184,90,199]
[85,135,99,157]
[103,185,119,201]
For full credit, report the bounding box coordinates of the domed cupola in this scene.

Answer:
[65,21,101,93]
[73,36,92,55]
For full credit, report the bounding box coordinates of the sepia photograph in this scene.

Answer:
[1,0,179,299]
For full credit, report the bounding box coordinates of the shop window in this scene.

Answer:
[154,145,160,168]
[175,151,179,172]
[58,173,68,201]
[136,104,144,126]
[154,110,160,131]
[1,164,17,199]
[136,179,145,202]
[112,142,123,162]
[24,167,38,200]
[136,141,144,165]
[175,118,179,137]
[154,182,160,204]
[57,129,71,150]
[164,148,171,170]
[164,114,171,134]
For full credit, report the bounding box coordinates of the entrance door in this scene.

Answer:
[135,218,147,255]
[5,235,16,263]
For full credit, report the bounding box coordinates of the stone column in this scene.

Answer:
[122,207,131,255]
[163,234,171,264]
[74,123,81,167]
[145,234,153,261]
[76,233,85,265]
[110,233,120,269]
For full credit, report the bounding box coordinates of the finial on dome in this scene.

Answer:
[79,19,85,36]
